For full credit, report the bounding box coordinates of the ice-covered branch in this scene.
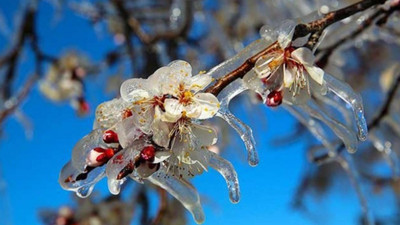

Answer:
[205,0,388,96]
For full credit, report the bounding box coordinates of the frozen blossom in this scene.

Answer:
[60,60,238,224]
[239,22,368,154]
[59,19,373,224]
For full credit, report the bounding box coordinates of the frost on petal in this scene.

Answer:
[148,168,205,224]
[217,80,259,166]
[106,145,141,194]
[300,99,358,153]
[324,73,368,141]
[115,117,144,148]
[191,123,218,146]
[95,98,131,129]
[59,161,105,198]
[208,151,240,203]
[192,93,220,120]
[163,98,184,122]
[71,129,104,172]
[120,78,151,102]
[187,74,212,93]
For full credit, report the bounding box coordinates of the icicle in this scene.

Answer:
[284,105,337,160]
[148,168,205,224]
[324,73,368,141]
[313,92,353,125]
[208,151,240,203]
[300,99,358,153]
[336,154,375,225]
[59,161,105,198]
[369,129,400,178]
[216,80,259,166]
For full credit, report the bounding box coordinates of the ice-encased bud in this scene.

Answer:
[71,128,104,172]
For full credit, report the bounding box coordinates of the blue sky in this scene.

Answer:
[0,1,371,225]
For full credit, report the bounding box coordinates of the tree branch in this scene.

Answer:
[205,0,388,96]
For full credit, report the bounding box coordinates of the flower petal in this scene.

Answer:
[95,98,131,129]
[163,98,184,122]
[283,64,295,88]
[305,65,324,85]
[115,117,144,148]
[291,47,315,66]
[187,74,212,93]
[120,78,151,102]
[191,123,218,146]
[169,60,192,78]
[152,108,172,148]
[192,93,220,119]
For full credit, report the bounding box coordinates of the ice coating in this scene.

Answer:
[106,145,142,195]
[148,168,205,224]
[71,128,104,172]
[324,73,368,141]
[208,151,240,203]
[59,161,105,198]
[369,129,400,178]
[284,105,337,159]
[94,98,131,129]
[114,117,144,148]
[301,99,358,153]
[276,20,296,48]
[216,79,259,166]
[205,38,274,79]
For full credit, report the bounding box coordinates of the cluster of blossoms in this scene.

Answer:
[59,60,239,224]
[39,52,91,115]
[60,21,370,223]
